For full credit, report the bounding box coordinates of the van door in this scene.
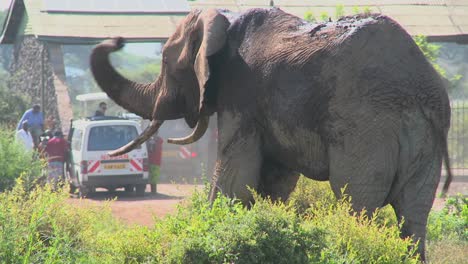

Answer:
[70,128,84,185]
[85,124,148,177]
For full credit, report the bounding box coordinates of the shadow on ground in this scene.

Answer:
[72,190,185,201]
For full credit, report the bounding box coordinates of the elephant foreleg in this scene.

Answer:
[209,121,263,205]
[257,160,300,202]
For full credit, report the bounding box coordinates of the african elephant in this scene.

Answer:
[90,8,452,260]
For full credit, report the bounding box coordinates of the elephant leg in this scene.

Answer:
[389,144,442,261]
[257,160,300,202]
[328,114,400,214]
[209,115,262,204]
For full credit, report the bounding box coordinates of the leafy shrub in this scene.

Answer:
[305,199,418,263]
[335,4,345,19]
[0,81,29,126]
[154,191,326,264]
[288,176,398,227]
[304,11,316,23]
[288,176,336,215]
[0,179,160,263]
[363,6,372,15]
[427,195,468,242]
[426,195,467,264]
[3,175,466,263]
[0,128,44,191]
[320,11,329,22]
[0,180,86,263]
[152,187,419,264]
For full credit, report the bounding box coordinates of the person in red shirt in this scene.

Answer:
[147,135,163,193]
[44,130,69,185]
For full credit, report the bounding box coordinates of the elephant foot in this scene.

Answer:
[258,160,300,202]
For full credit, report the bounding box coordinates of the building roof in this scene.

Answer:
[190,0,468,43]
[0,0,189,44]
[2,0,468,44]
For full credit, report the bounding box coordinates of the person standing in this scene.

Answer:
[44,131,69,185]
[15,120,34,151]
[94,102,107,116]
[17,104,44,147]
[147,135,163,193]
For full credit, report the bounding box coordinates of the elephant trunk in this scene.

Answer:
[90,37,157,120]
[167,115,210,145]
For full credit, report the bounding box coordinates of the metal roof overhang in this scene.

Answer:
[0,0,187,45]
[427,34,468,44]
[37,35,168,45]
[0,0,24,44]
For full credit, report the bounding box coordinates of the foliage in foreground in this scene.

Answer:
[0,128,43,191]
[0,173,466,263]
[0,179,423,264]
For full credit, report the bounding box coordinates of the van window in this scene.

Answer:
[72,129,83,151]
[87,125,139,151]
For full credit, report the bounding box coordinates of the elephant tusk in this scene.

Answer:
[167,115,209,145]
[108,120,164,157]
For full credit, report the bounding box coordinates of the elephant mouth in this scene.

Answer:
[167,115,210,145]
[107,113,210,157]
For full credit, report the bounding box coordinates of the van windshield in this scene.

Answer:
[87,125,139,151]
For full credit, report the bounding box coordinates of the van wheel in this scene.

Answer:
[124,185,134,193]
[78,186,89,198]
[135,184,146,196]
[69,183,77,194]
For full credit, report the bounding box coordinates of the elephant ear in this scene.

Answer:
[193,9,230,114]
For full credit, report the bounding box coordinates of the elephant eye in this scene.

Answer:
[162,56,168,64]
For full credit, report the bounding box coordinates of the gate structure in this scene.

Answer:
[448,101,468,179]
[0,0,189,133]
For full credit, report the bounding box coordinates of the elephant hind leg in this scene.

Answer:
[389,150,442,261]
[388,109,443,261]
[257,160,300,202]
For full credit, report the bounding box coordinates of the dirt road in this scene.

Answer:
[68,181,466,226]
[69,184,203,226]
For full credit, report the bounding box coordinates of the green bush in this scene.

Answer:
[305,199,418,263]
[427,195,468,242]
[2,174,466,263]
[0,81,29,126]
[154,192,327,264]
[0,181,87,263]
[304,11,316,23]
[335,4,345,19]
[288,176,397,227]
[426,195,467,264]
[288,176,337,215]
[0,180,159,263]
[0,128,43,191]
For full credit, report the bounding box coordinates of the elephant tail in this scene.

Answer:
[441,134,453,197]
[420,104,452,197]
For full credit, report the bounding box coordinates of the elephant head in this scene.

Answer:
[90,9,230,156]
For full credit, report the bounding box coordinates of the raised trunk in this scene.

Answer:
[90,38,158,119]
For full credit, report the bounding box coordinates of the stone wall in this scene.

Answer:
[8,36,72,132]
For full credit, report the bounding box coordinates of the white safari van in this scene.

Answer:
[66,116,149,196]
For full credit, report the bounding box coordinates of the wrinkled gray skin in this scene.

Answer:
[90,8,452,260]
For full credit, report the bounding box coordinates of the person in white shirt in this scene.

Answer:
[16,120,34,151]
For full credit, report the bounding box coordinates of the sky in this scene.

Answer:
[0,0,11,10]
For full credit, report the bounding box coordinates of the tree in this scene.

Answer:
[62,44,161,117]
[0,81,29,126]
[414,35,462,92]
